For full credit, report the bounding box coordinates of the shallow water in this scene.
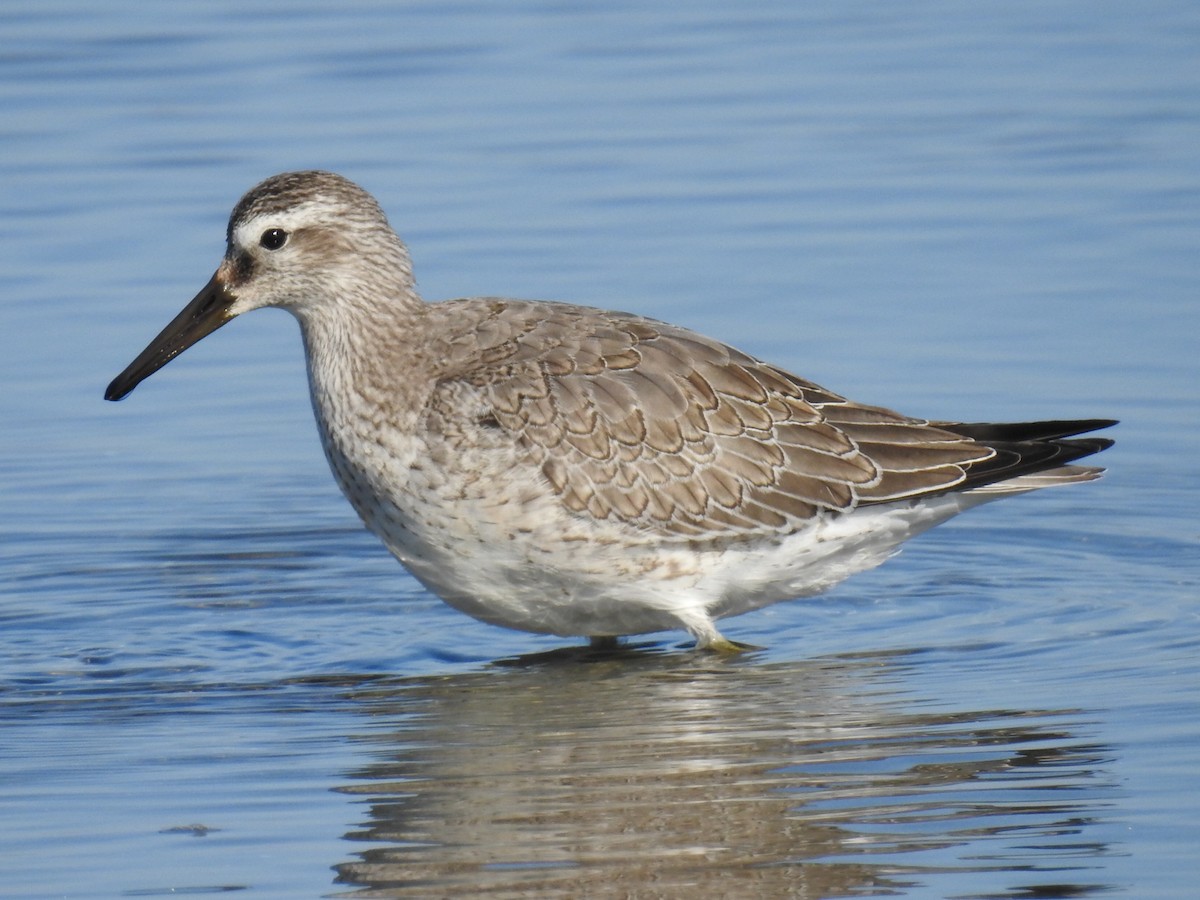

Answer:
[2,1,1199,897]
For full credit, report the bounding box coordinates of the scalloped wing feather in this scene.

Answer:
[427,300,999,539]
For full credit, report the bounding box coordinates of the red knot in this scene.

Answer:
[106,171,1115,651]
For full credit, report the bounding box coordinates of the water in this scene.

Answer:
[2,1,1198,897]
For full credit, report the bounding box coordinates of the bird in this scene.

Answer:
[105,171,1115,652]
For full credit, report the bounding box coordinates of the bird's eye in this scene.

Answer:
[259,228,288,250]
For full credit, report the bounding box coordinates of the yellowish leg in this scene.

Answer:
[698,636,758,653]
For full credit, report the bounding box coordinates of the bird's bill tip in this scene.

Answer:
[104,270,236,401]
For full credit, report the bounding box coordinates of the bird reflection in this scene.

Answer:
[330,649,1117,897]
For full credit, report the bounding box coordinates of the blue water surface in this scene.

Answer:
[2,1,1198,897]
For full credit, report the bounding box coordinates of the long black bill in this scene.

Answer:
[105,270,237,401]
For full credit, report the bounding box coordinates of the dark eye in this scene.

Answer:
[259,228,288,250]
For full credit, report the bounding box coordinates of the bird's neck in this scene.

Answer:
[293,286,439,533]
[297,285,434,440]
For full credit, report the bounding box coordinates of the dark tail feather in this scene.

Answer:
[937,418,1116,492]
[943,418,1118,444]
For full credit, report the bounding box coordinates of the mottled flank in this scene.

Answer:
[106,171,1115,649]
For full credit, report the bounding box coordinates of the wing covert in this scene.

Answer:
[427,300,994,540]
